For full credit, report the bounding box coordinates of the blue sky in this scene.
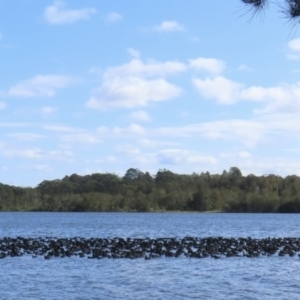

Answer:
[1,0,300,187]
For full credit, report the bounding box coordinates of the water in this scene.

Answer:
[0,212,300,299]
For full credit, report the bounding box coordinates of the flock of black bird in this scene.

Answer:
[1,236,300,260]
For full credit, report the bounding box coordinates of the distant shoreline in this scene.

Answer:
[1,167,300,213]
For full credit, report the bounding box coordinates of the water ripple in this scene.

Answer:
[0,212,300,299]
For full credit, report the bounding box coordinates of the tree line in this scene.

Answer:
[1,167,300,213]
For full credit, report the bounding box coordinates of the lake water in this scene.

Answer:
[0,212,300,299]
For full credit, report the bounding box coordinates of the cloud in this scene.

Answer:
[86,58,184,109]
[112,124,146,136]
[104,58,187,78]
[61,133,101,144]
[95,124,147,138]
[87,76,182,109]
[43,125,83,133]
[238,151,252,159]
[127,48,140,59]
[193,76,243,104]
[186,52,300,113]
[129,110,151,122]
[155,20,185,32]
[189,58,226,75]
[43,125,102,146]
[138,138,156,148]
[156,149,217,165]
[287,38,300,60]
[193,73,300,114]
[237,64,253,72]
[1,148,73,160]
[88,53,300,113]
[288,38,300,51]
[0,122,31,128]
[157,119,266,147]
[95,155,117,164]
[286,54,300,61]
[115,144,140,155]
[34,165,53,172]
[41,106,56,115]
[44,1,96,24]
[8,75,77,98]
[241,83,300,114]
[0,102,6,110]
[6,132,45,141]
[106,12,123,23]
[92,113,300,152]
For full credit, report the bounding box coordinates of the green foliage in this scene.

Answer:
[2,167,300,212]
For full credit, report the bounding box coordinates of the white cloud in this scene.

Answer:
[241,86,285,101]
[242,83,300,114]
[2,148,43,159]
[95,155,117,164]
[8,75,76,98]
[104,58,187,78]
[185,53,300,113]
[157,119,266,147]
[112,123,146,136]
[193,73,300,113]
[61,133,101,144]
[288,38,300,51]
[45,1,97,24]
[106,12,123,23]
[256,114,300,135]
[286,54,300,61]
[138,138,156,148]
[94,124,147,138]
[96,126,109,135]
[115,144,140,155]
[193,76,243,104]
[237,64,253,72]
[2,148,73,160]
[155,20,185,32]
[189,58,226,75]
[287,38,300,60]
[34,165,53,172]
[127,48,141,59]
[238,151,252,159]
[41,106,56,115]
[86,58,184,109]
[93,114,300,152]
[0,102,6,110]
[44,125,84,133]
[129,110,151,122]
[190,36,200,43]
[87,77,181,109]
[156,149,217,165]
[7,132,45,141]
[154,113,300,150]
[0,122,31,128]
[87,77,182,110]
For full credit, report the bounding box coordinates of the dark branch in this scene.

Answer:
[285,0,300,20]
[240,0,300,24]
[241,0,269,11]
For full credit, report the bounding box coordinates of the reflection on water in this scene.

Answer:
[0,212,298,238]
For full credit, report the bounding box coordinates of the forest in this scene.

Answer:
[1,167,300,213]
